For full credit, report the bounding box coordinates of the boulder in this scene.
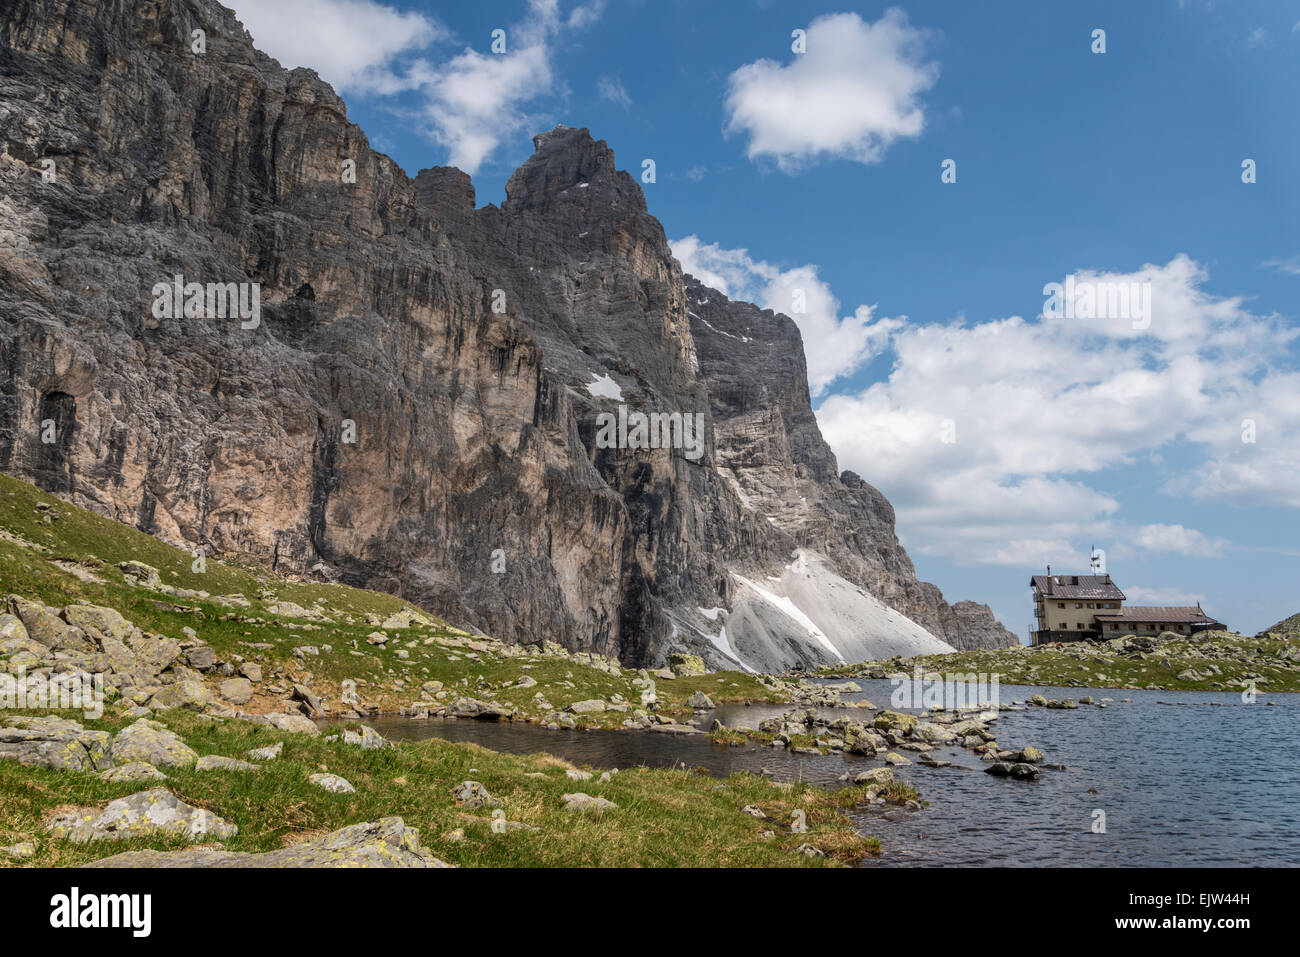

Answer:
[8,597,92,651]
[647,722,705,734]
[118,561,163,589]
[668,653,706,677]
[99,762,166,782]
[450,780,499,809]
[1044,698,1078,710]
[265,712,320,735]
[381,608,432,629]
[985,762,1042,780]
[567,699,606,714]
[0,715,112,771]
[267,600,327,621]
[87,817,449,868]
[219,677,254,705]
[853,767,894,785]
[685,691,716,710]
[911,721,958,745]
[109,719,198,767]
[309,773,355,793]
[62,604,132,641]
[126,632,181,673]
[196,755,261,773]
[873,710,918,733]
[446,697,513,720]
[247,742,283,761]
[238,661,263,683]
[0,613,30,644]
[341,725,392,750]
[562,792,617,812]
[148,679,211,711]
[1,841,35,860]
[292,683,326,717]
[185,645,217,671]
[48,788,237,842]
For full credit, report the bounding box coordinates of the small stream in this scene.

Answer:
[349,680,1300,866]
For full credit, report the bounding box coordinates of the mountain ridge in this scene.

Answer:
[0,0,1016,669]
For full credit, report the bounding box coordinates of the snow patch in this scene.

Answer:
[732,572,845,663]
[721,550,954,672]
[701,625,754,673]
[585,373,623,401]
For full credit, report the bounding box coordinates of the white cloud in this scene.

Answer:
[234,0,606,174]
[723,9,939,171]
[1123,585,1208,605]
[1247,27,1270,48]
[567,0,606,30]
[1263,253,1300,276]
[412,0,574,173]
[811,256,1299,566]
[671,236,901,396]
[1126,524,1226,557]
[232,0,444,92]
[597,76,631,110]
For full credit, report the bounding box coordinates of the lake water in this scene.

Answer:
[352,680,1300,866]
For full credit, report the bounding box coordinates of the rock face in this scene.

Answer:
[87,816,449,868]
[48,787,237,842]
[0,0,1012,670]
[0,715,111,770]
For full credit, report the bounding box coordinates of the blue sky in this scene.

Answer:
[231,0,1300,638]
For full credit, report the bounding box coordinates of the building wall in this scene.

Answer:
[1097,620,1193,635]
[1037,595,1123,632]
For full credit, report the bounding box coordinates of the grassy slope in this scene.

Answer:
[0,471,778,722]
[1,471,900,866]
[822,635,1300,694]
[0,708,893,867]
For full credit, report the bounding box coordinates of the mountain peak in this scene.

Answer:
[503,125,643,215]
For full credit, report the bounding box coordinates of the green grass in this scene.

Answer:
[0,471,781,724]
[820,633,1300,694]
[0,708,887,867]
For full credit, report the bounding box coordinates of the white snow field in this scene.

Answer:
[685,549,954,673]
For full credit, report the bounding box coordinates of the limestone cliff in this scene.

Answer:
[0,0,1015,669]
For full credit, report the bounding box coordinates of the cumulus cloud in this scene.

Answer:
[411,0,575,173]
[1125,524,1227,557]
[812,256,1299,565]
[670,236,902,396]
[233,0,444,92]
[723,9,939,171]
[233,0,606,174]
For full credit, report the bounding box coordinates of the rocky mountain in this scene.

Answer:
[0,0,1016,671]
